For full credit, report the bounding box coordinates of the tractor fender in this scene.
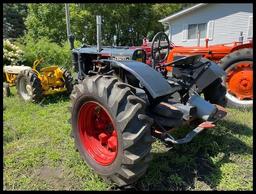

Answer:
[194,58,226,91]
[230,42,253,53]
[103,60,174,99]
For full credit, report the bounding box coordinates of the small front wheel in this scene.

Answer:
[16,70,43,102]
[3,82,11,97]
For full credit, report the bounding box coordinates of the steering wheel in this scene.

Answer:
[151,32,171,69]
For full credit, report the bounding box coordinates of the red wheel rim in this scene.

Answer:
[225,62,253,100]
[78,101,118,166]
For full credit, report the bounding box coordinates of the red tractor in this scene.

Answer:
[137,36,253,109]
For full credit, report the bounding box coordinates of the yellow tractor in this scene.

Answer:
[3,58,73,102]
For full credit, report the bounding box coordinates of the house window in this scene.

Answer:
[188,23,207,39]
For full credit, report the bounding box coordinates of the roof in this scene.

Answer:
[158,3,207,24]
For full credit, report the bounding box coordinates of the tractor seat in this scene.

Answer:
[166,55,202,68]
[40,66,59,72]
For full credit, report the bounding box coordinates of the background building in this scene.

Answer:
[159,3,253,46]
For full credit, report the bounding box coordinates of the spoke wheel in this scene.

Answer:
[151,32,171,68]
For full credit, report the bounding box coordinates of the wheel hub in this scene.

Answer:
[3,88,6,96]
[26,84,33,96]
[226,62,253,100]
[78,101,118,166]
[19,76,33,101]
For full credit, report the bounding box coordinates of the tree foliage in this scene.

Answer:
[25,4,67,44]
[15,34,81,68]
[24,3,185,46]
[3,3,28,39]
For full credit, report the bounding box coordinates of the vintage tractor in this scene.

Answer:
[3,58,73,102]
[138,35,253,109]
[3,65,31,97]
[65,10,227,187]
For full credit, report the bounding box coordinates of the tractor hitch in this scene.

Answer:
[159,121,215,145]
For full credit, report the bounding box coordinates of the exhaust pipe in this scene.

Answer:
[65,3,74,50]
[96,15,102,52]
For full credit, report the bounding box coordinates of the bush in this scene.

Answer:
[3,39,24,66]
[17,36,81,70]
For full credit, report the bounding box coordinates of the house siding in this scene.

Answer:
[167,4,253,46]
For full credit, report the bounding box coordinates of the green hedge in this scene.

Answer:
[17,36,80,70]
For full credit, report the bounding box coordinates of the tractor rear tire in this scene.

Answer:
[219,48,253,109]
[202,78,227,107]
[3,82,11,97]
[60,67,73,94]
[16,69,43,102]
[70,75,154,186]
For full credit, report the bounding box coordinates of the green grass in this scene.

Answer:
[3,87,253,190]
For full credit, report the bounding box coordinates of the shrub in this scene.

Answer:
[3,39,24,66]
[17,36,81,70]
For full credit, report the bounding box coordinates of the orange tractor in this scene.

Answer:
[139,36,253,109]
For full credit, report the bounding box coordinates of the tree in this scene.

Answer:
[3,3,28,39]
[25,4,67,44]
[23,3,189,46]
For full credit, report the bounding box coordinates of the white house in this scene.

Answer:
[159,3,253,46]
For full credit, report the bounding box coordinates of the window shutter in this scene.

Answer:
[182,24,188,41]
[247,16,253,39]
[207,20,214,40]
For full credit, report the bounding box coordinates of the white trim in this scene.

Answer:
[207,20,214,40]
[158,4,207,23]
[186,38,207,42]
[247,16,253,39]
[182,24,188,42]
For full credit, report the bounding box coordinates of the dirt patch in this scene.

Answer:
[34,165,77,190]
[35,166,72,189]
[38,166,63,180]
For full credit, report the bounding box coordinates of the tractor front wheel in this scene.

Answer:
[3,82,11,97]
[70,75,154,186]
[220,48,253,109]
[16,69,43,102]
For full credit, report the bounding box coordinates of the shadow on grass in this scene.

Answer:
[38,93,70,106]
[132,120,253,191]
[218,119,252,137]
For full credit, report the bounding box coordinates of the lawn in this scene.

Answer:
[3,87,253,191]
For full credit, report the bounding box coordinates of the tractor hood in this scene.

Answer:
[75,46,137,55]
[73,46,145,61]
